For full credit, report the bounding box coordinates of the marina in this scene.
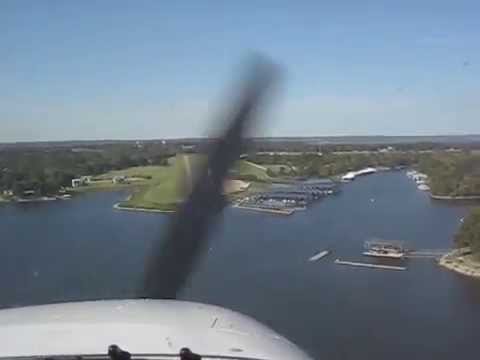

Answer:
[236,178,338,214]
[406,170,431,191]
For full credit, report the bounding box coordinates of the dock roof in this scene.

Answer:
[365,239,405,249]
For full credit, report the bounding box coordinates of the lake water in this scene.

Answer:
[1,172,480,359]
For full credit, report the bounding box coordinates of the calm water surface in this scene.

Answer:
[1,172,480,359]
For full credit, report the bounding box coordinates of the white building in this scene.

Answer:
[112,175,127,184]
[71,176,91,188]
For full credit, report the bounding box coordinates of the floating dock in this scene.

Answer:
[334,259,406,271]
[363,239,405,259]
[405,249,449,258]
[309,250,330,262]
[234,205,294,215]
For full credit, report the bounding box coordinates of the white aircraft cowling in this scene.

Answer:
[0,299,312,359]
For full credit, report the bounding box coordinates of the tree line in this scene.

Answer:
[0,143,172,196]
[418,152,480,196]
[455,208,480,257]
[249,151,420,177]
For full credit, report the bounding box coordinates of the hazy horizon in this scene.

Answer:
[2,1,480,142]
[3,133,480,145]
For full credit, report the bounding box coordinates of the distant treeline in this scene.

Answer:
[250,149,480,197]
[4,135,480,151]
[246,140,480,153]
[0,143,173,196]
[3,138,480,197]
[249,152,420,177]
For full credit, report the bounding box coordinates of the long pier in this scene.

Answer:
[234,204,294,215]
[309,250,330,262]
[334,259,407,271]
[405,249,449,258]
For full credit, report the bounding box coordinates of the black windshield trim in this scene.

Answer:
[0,353,267,360]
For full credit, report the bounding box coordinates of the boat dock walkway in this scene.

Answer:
[233,204,294,215]
[405,249,449,258]
[334,259,407,271]
[309,250,330,262]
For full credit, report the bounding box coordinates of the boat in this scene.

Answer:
[363,239,405,259]
[417,184,430,191]
[341,172,356,182]
[406,170,415,178]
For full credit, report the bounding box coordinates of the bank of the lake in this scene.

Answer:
[439,248,480,278]
[113,202,175,213]
[2,172,480,360]
[431,194,480,200]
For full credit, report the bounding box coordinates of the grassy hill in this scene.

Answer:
[96,166,165,180]
[233,160,272,182]
[87,154,273,211]
[117,165,179,211]
[263,164,294,176]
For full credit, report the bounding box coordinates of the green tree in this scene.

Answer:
[455,208,480,254]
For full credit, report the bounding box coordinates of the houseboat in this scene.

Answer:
[363,239,405,259]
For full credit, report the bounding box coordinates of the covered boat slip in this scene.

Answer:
[363,239,406,259]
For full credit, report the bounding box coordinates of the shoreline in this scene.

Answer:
[0,195,72,203]
[113,202,175,213]
[438,248,480,278]
[430,194,480,200]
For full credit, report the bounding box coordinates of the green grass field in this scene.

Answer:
[95,166,165,180]
[115,165,179,211]
[82,154,273,211]
[234,160,272,181]
[69,166,163,193]
[263,164,294,176]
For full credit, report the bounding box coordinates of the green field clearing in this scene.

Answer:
[95,166,166,180]
[234,160,272,182]
[263,164,294,175]
[80,154,272,211]
[116,165,179,211]
[174,154,272,182]
[116,155,207,210]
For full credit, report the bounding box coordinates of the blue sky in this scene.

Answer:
[1,0,479,141]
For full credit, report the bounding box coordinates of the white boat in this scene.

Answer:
[341,172,356,182]
[355,167,377,176]
[413,173,428,182]
[418,184,430,191]
[406,170,417,178]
